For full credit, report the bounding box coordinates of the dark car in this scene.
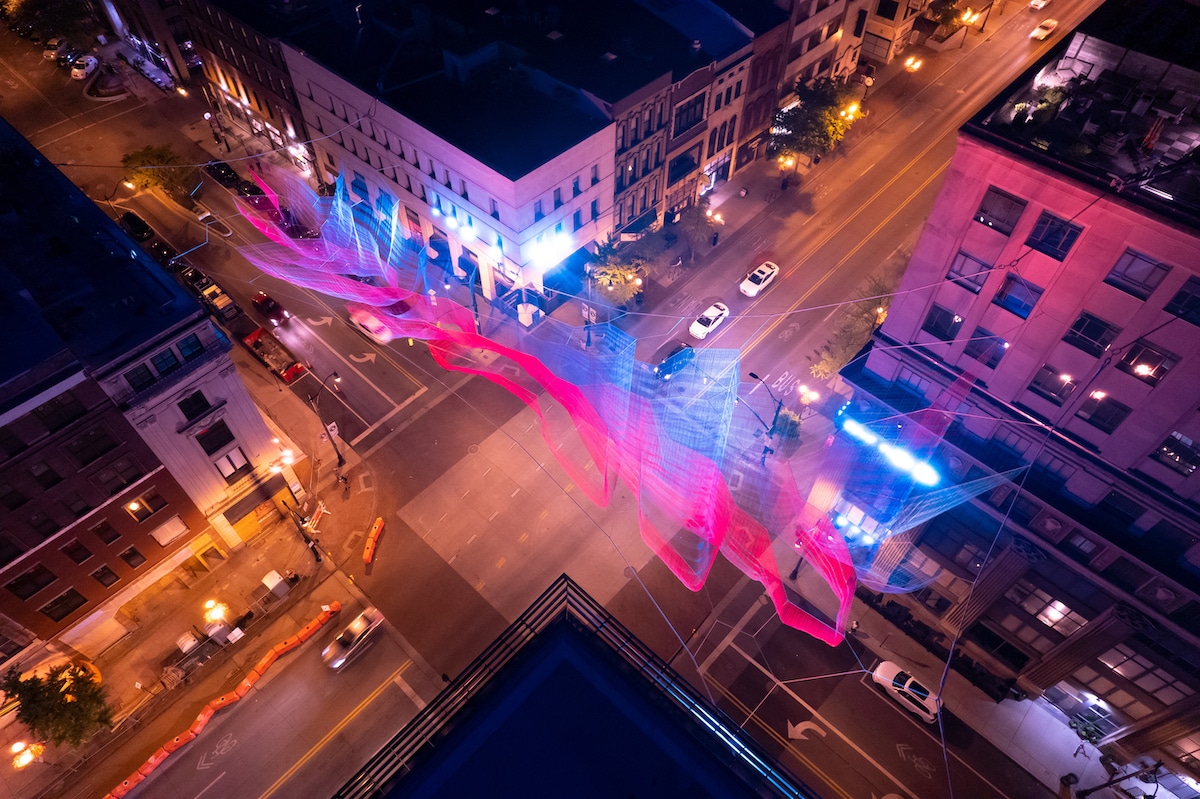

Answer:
[57,46,82,68]
[146,239,178,268]
[251,291,291,326]
[179,266,213,295]
[204,160,240,188]
[236,179,265,198]
[650,340,694,381]
[119,211,154,242]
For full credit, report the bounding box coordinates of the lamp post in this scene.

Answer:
[902,56,923,96]
[748,372,786,465]
[310,371,346,471]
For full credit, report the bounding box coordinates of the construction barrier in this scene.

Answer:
[363,517,385,564]
[104,605,342,798]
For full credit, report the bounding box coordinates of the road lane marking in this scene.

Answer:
[257,661,413,799]
[191,771,227,799]
[350,386,429,447]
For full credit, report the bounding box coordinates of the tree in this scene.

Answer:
[2,664,112,748]
[769,78,860,162]
[928,0,962,31]
[671,194,717,252]
[122,145,198,196]
[4,0,98,41]
[810,276,894,380]
[589,236,647,307]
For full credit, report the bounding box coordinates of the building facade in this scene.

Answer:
[838,5,1200,787]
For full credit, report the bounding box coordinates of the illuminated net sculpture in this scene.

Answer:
[235,167,1005,646]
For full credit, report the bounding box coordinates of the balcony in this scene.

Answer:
[116,338,231,411]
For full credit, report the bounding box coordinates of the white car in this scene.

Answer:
[349,307,393,344]
[71,55,98,80]
[688,302,730,340]
[1030,18,1058,40]
[321,606,384,669]
[739,261,780,298]
[871,661,941,724]
[1028,0,1050,8]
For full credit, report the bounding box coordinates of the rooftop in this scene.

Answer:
[0,117,203,384]
[285,0,731,179]
[335,576,814,799]
[965,0,1200,231]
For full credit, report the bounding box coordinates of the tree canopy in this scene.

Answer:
[2,664,112,748]
[671,194,717,252]
[589,236,647,307]
[4,0,98,41]
[769,78,861,160]
[122,145,198,196]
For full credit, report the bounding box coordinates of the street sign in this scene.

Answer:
[326,421,339,438]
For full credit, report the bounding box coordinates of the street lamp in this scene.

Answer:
[748,372,785,433]
[902,56,923,96]
[310,371,346,469]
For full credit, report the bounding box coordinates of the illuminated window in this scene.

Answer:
[1028,365,1076,404]
[963,327,1006,368]
[921,304,963,341]
[151,349,180,375]
[1005,579,1088,635]
[1063,312,1119,356]
[992,274,1044,318]
[177,334,203,361]
[1116,340,1177,385]
[974,187,1026,235]
[1075,393,1130,434]
[1105,250,1169,300]
[214,447,251,484]
[1098,644,1195,706]
[1153,432,1200,476]
[1025,211,1082,261]
[125,490,167,523]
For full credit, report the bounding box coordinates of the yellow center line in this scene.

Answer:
[704,678,854,799]
[257,660,411,799]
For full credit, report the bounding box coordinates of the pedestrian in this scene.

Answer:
[850,620,860,633]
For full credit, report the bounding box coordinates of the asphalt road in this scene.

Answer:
[0,3,1098,796]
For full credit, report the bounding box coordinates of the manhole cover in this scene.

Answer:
[468,444,480,454]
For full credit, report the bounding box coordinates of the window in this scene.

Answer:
[672,94,706,136]
[0,425,27,457]
[1063,312,1120,356]
[962,327,1007,368]
[95,458,142,495]
[573,210,583,231]
[572,177,581,197]
[974,187,1026,235]
[178,391,212,421]
[0,482,29,511]
[33,392,86,432]
[553,188,562,209]
[119,547,146,568]
[875,0,899,20]
[1025,211,1082,260]
[65,427,117,467]
[533,200,544,221]
[591,165,600,186]
[1164,277,1200,326]
[1029,364,1077,404]
[62,540,93,564]
[1006,579,1089,635]
[1063,532,1098,561]
[920,304,963,341]
[39,588,87,622]
[1105,250,1169,299]
[896,367,931,395]
[29,462,61,489]
[1075,392,1131,433]
[946,251,990,292]
[124,364,155,392]
[590,199,599,220]
[91,566,119,587]
[195,421,235,455]
[490,199,500,220]
[954,542,986,574]
[27,512,60,538]
[91,520,120,544]
[177,334,203,361]
[6,565,57,600]
[0,536,22,568]
[151,349,180,375]
[1116,341,1177,385]
[61,492,92,519]
[1098,644,1195,706]
[126,491,167,523]
[1096,490,1143,529]
[1153,432,1200,476]
[215,448,251,484]
[992,274,1043,318]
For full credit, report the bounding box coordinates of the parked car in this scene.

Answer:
[251,291,291,327]
[688,301,730,340]
[1030,18,1058,39]
[871,661,941,724]
[42,37,65,60]
[321,606,384,670]
[57,45,82,68]
[71,55,98,80]
[179,266,214,295]
[146,239,178,268]
[118,211,154,241]
[1028,0,1051,9]
[204,160,240,188]
[650,340,694,381]
[236,179,265,198]
[739,261,780,298]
